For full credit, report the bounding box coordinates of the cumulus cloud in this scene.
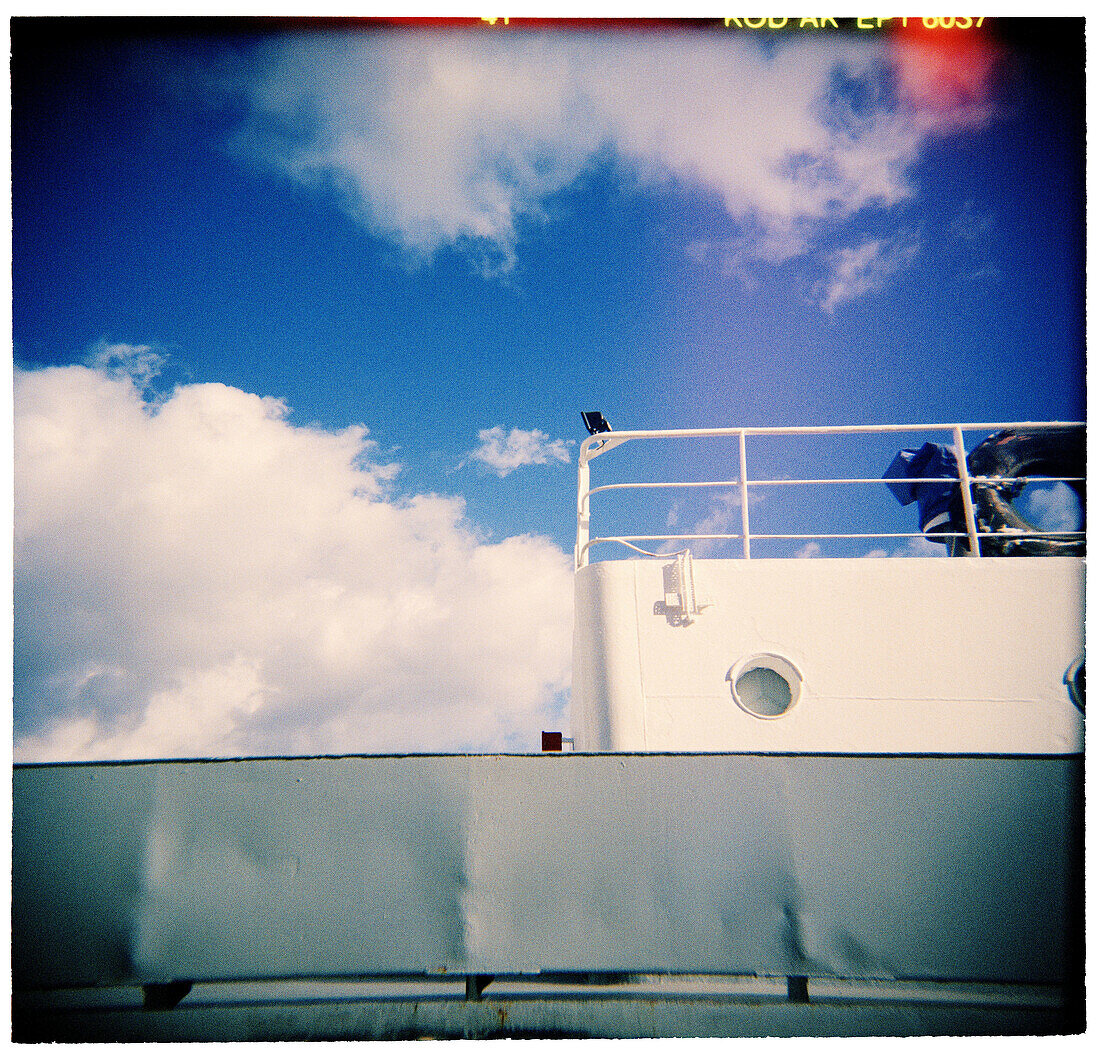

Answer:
[86,339,168,389]
[14,363,574,762]
[817,234,920,313]
[692,491,745,539]
[1022,482,1083,533]
[224,30,998,276]
[468,425,571,476]
[862,536,947,559]
[661,490,764,558]
[229,32,602,273]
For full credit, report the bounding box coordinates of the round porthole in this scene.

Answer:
[728,654,803,719]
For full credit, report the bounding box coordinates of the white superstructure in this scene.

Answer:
[573,556,1084,753]
[571,422,1085,755]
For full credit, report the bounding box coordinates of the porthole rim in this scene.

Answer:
[727,652,804,720]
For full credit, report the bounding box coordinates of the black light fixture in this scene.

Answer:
[582,411,612,435]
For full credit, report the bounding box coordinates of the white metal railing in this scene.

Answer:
[575,422,1085,569]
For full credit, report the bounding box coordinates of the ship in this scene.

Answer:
[11,419,1085,1040]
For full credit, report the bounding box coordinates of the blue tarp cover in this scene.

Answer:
[884,442,960,535]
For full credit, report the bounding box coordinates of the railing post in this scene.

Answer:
[576,454,591,570]
[952,425,982,556]
[738,430,751,559]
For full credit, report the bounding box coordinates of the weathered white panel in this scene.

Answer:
[570,562,646,750]
[572,557,1084,753]
[13,754,1081,989]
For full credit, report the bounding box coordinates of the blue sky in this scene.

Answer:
[11,17,1085,760]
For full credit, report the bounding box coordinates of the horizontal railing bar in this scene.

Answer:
[750,531,1085,540]
[586,475,1084,500]
[588,480,745,495]
[582,527,1085,558]
[589,477,1078,497]
[589,530,1085,544]
[762,476,1086,486]
[586,421,1085,443]
[588,534,744,544]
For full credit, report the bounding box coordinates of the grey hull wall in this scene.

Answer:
[13,753,1083,992]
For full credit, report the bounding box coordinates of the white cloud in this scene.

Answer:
[692,491,744,539]
[863,536,947,559]
[230,32,602,272]
[686,223,812,288]
[793,541,822,560]
[665,490,763,558]
[817,234,920,313]
[14,365,573,762]
[1022,482,1083,532]
[468,426,571,476]
[86,339,167,389]
[225,31,997,275]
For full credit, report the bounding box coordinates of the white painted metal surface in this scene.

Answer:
[571,557,1084,753]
